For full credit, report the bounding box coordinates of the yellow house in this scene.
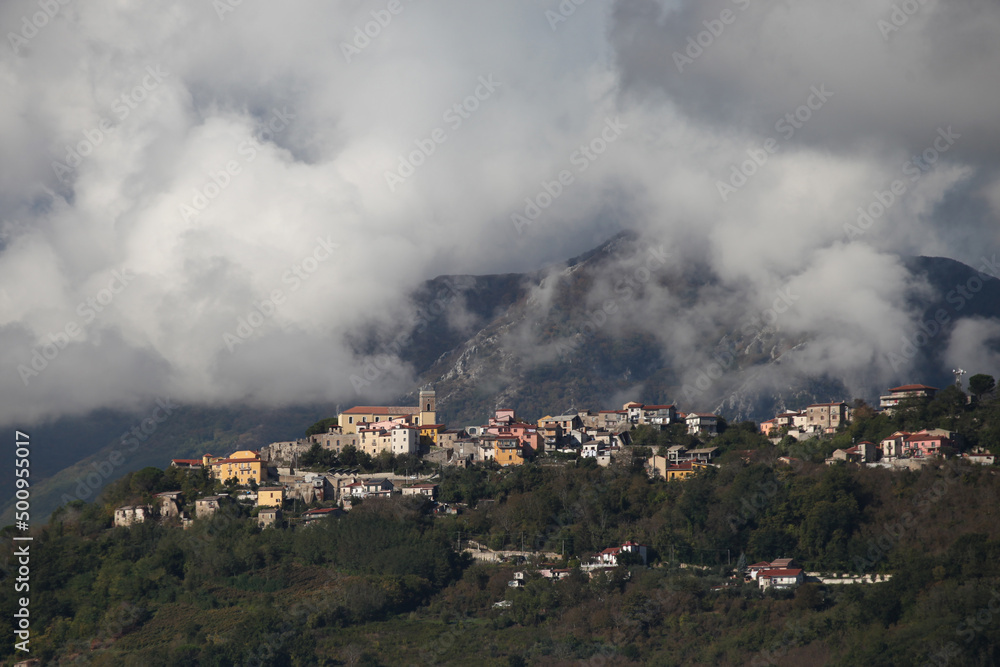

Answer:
[210,450,264,485]
[665,462,710,481]
[420,423,445,444]
[257,486,285,507]
[495,438,525,466]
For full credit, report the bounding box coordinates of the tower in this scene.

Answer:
[419,387,436,426]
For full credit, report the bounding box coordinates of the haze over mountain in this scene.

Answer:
[2,2,999,432]
[5,233,1000,524]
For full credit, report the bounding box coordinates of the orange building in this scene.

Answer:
[209,450,264,485]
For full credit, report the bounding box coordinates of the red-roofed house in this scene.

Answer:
[758,568,804,590]
[903,429,953,458]
[880,384,937,410]
[593,541,648,567]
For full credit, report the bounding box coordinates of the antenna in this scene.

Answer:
[952,368,967,388]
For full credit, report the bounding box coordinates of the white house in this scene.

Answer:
[686,413,719,436]
[758,568,804,590]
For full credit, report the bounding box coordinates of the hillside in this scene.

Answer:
[6,389,1000,665]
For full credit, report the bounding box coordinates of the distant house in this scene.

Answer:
[170,458,204,470]
[538,568,572,580]
[153,491,183,518]
[758,568,804,590]
[363,478,394,497]
[642,405,677,425]
[301,507,344,523]
[495,437,526,466]
[879,384,937,411]
[593,541,648,567]
[879,431,911,459]
[903,429,952,458]
[665,462,711,480]
[748,558,803,590]
[195,495,227,519]
[257,486,285,508]
[402,483,438,499]
[258,507,282,528]
[759,419,778,436]
[805,402,851,433]
[209,450,264,485]
[113,505,152,527]
[646,455,669,479]
[826,442,875,465]
[686,413,719,437]
[963,452,996,466]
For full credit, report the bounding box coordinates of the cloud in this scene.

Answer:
[0,0,997,423]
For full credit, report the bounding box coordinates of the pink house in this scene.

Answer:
[903,429,952,458]
[486,421,543,454]
[759,419,778,436]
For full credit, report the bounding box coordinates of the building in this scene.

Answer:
[357,423,419,457]
[307,430,360,454]
[879,431,911,459]
[640,405,678,425]
[758,568,804,590]
[258,507,282,528]
[153,491,183,518]
[113,505,152,527]
[538,415,583,449]
[209,450,264,485]
[664,461,711,480]
[337,388,436,434]
[593,541,649,567]
[759,419,778,436]
[196,495,227,519]
[879,384,937,411]
[646,455,669,479]
[258,486,285,507]
[170,458,203,470]
[363,478,394,497]
[686,413,719,436]
[902,429,953,458]
[402,483,438,499]
[805,402,851,432]
[495,437,526,466]
[302,507,345,523]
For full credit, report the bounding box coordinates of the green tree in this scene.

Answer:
[969,374,996,402]
[305,417,338,436]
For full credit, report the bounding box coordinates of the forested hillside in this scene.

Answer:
[4,388,1000,665]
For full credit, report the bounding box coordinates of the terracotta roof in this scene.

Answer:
[342,406,419,414]
[759,568,802,578]
[643,405,675,410]
[687,412,718,419]
[889,384,937,392]
[171,458,202,465]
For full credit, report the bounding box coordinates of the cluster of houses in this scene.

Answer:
[507,540,650,588]
[254,389,723,473]
[758,382,994,467]
[759,385,942,441]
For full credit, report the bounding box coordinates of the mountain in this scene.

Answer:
[396,236,1000,425]
[5,234,1000,524]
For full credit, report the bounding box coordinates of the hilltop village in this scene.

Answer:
[21,374,1000,665]
[104,379,996,571]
